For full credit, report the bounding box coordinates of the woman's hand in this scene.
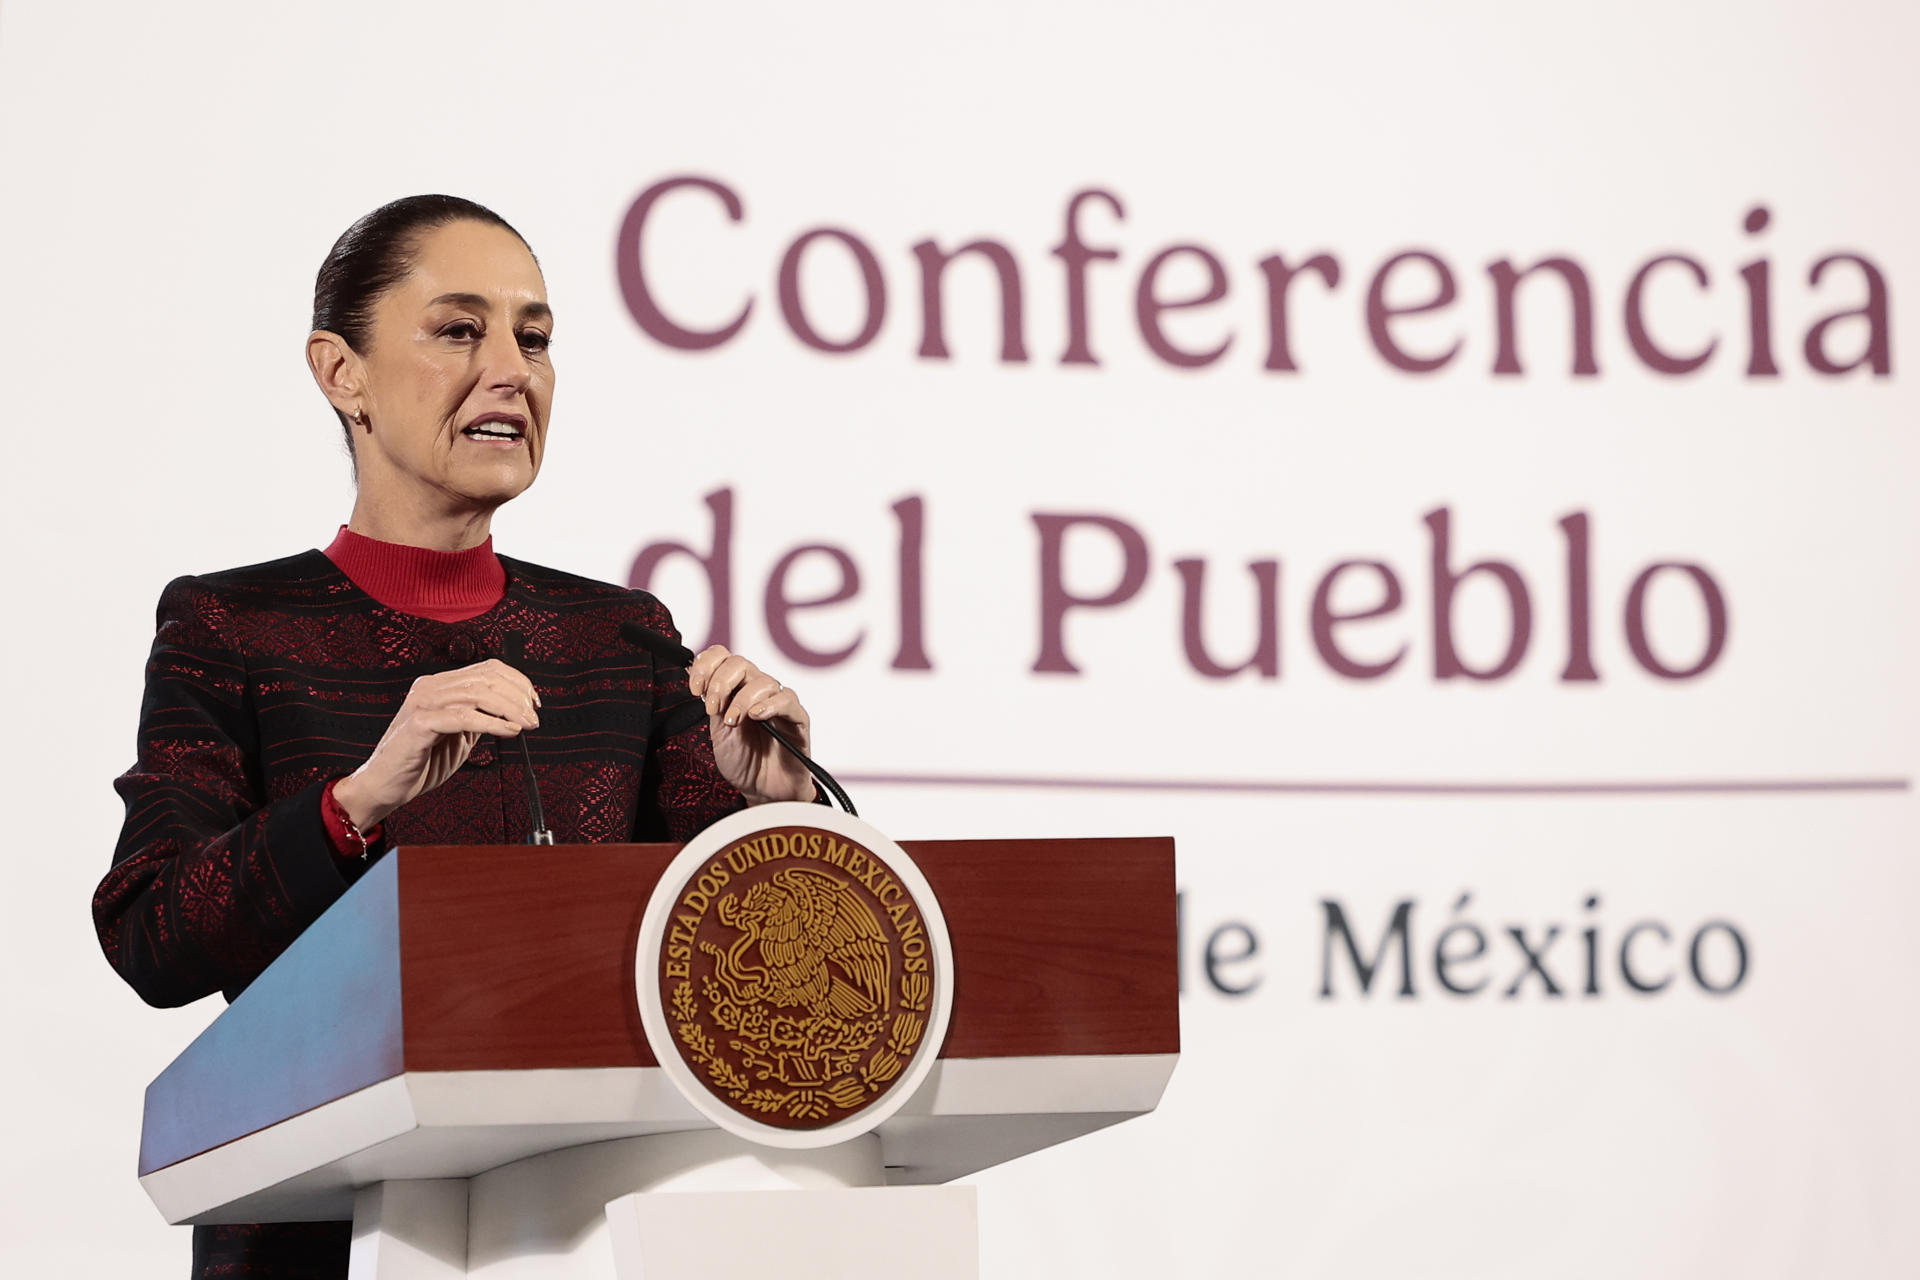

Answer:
[332,659,540,828]
[688,646,817,805]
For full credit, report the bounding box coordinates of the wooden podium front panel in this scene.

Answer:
[395,836,1178,1073]
[909,836,1179,1058]
[397,844,675,1072]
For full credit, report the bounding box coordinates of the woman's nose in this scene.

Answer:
[481,327,533,391]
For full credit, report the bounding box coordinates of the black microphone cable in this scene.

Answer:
[504,633,556,845]
[619,622,858,817]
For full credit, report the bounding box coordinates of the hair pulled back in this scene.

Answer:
[312,194,531,449]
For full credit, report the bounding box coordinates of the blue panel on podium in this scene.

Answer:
[139,856,406,1176]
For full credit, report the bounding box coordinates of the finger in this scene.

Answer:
[414,663,537,715]
[430,675,538,724]
[479,671,541,727]
[687,645,732,697]
[417,706,525,738]
[426,675,539,729]
[480,658,541,709]
[703,655,758,718]
[751,695,811,755]
[721,673,784,728]
[465,660,538,715]
[739,677,792,724]
[747,685,805,725]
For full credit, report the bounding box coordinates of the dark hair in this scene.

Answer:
[312,194,532,451]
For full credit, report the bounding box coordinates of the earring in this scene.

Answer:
[353,408,370,433]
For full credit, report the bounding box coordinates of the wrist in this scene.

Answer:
[331,770,390,830]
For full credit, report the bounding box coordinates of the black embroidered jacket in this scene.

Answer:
[94,549,744,1277]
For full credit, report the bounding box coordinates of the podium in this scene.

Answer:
[137,835,1178,1277]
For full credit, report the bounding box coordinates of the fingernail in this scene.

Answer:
[726,714,738,726]
[533,692,542,708]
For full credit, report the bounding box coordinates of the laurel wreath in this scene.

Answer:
[673,968,933,1115]
[858,973,929,1092]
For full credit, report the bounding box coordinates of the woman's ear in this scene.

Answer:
[306,330,365,418]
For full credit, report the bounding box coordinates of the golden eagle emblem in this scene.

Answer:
[708,867,891,1024]
[660,829,935,1128]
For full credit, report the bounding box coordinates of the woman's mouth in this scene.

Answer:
[460,414,527,445]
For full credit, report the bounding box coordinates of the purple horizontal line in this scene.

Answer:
[836,773,1911,797]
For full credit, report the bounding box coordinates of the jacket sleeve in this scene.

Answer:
[637,599,747,841]
[93,577,353,1007]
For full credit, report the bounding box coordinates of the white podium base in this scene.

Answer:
[606,1186,977,1280]
[347,1131,978,1279]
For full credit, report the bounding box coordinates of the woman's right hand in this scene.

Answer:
[332,659,540,829]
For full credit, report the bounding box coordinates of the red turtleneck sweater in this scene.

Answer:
[322,525,507,621]
[315,527,511,856]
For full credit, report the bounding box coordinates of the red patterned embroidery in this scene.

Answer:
[96,551,744,1009]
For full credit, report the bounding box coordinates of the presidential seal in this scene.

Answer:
[635,802,954,1147]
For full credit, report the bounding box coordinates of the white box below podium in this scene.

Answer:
[606,1187,977,1280]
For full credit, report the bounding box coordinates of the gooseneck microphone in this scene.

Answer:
[619,622,858,817]
[503,633,556,845]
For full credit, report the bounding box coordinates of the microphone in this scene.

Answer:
[619,622,858,816]
[503,633,556,845]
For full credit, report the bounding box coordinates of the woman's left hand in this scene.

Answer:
[687,646,817,805]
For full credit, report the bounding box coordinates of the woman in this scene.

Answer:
[92,195,817,1279]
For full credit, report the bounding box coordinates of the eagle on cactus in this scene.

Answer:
[705,867,891,1021]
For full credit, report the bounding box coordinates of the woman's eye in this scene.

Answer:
[445,321,481,341]
[519,330,552,353]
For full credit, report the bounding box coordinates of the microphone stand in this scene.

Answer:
[505,633,556,845]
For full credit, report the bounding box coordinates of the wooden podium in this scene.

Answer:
[137,837,1178,1278]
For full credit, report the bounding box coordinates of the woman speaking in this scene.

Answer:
[91,196,818,1279]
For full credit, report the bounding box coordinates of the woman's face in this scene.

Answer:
[352,219,554,514]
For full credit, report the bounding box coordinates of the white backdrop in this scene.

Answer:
[2,1,1916,1275]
